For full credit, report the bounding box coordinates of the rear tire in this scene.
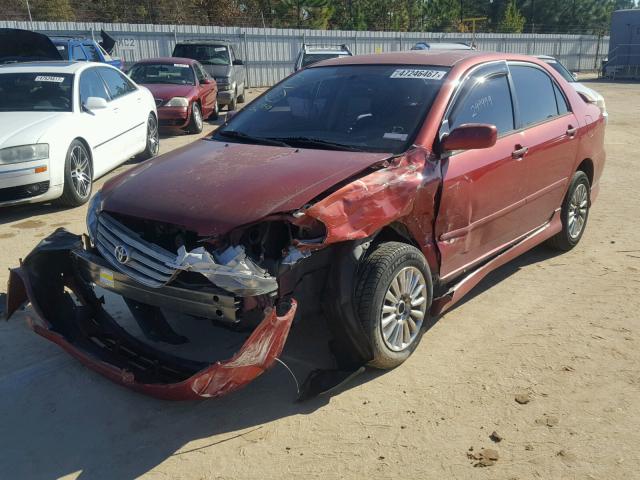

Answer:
[547,170,590,251]
[187,102,203,134]
[58,140,92,207]
[354,242,433,369]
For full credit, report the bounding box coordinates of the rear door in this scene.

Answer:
[96,66,147,165]
[435,62,529,281]
[508,63,580,231]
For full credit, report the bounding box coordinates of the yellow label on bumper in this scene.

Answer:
[99,268,115,288]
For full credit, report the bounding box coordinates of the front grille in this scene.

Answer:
[154,98,164,107]
[96,212,178,288]
[0,181,49,202]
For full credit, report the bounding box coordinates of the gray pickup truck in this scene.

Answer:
[173,39,246,111]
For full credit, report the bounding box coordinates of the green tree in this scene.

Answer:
[31,0,74,21]
[499,0,525,32]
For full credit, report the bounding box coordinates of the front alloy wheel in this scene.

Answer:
[59,140,92,207]
[355,241,433,369]
[138,113,159,160]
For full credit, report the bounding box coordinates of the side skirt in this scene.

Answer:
[431,210,562,316]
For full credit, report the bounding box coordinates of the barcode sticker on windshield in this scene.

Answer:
[34,76,65,83]
[173,63,190,68]
[214,47,227,52]
[390,69,446,80]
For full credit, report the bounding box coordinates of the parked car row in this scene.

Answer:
[6,45,606,400]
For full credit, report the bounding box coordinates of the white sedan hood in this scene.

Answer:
[0,112,65,149]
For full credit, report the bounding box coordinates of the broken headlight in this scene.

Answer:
[86,190,103,245]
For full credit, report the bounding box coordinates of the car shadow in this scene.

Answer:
[0,201,73,226]
[0,295,384,479]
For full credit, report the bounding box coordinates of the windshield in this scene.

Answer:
[0,72,73,112]
[215,64,449,153]
[129,63,195,85]
[546,60,575,83]
[173,44,229,66]
[301,53,348,68]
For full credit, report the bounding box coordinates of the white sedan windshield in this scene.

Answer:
[0,72,73,112]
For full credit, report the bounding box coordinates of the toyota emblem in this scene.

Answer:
[114,245,130,264]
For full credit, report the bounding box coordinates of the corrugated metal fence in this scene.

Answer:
[1,21,609,87]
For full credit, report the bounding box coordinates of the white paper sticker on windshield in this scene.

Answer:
[383,132,408,141]
[34,75,65,83]
[214,47,227,52]
[173,63,190,68]
[390,69,446,80]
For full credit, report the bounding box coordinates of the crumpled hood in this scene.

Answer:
[0,112,63,148]
[142,83,197,101]
[101,139,391,236]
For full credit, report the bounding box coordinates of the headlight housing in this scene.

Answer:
[0,144,49,164]
[164,97,189,107]
[86,190,103,245]
[215,78,232,91]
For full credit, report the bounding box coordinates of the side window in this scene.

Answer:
[510,65,559,126]
[553,83,570,115]
[73,45,87,61]
[97,67,136,100]
[449,74,515,134]
[83,43,102,62]
[79,68,110,105]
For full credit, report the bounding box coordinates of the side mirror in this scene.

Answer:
[201,78,212,84]
[84,96,108,111]
[441,124,497,152]
[233,59,244,66]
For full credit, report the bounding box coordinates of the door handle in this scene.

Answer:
[512,144,529,159]
[566,125,578,137]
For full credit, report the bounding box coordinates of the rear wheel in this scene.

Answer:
[355,242,432,369]
[547,170,590,251]
[58,140,92,207]
[187,102,203,134]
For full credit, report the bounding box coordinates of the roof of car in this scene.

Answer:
[535,54,556,61]
[315,50,493,68]
[0,60,104,73]
[175,39,232,45]
[133,57,198,66]
[51,37,95,45]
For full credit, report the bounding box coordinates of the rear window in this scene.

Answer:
[173,44,230,66]
[301,53,347,68]
[0,72,73,112]
[55,43,69,59]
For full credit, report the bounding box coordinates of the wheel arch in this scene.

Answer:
[72,137,94,179]
[576,158,594,186]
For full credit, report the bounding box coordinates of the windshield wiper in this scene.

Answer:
[217,130,291,147]
[270,137,364,152]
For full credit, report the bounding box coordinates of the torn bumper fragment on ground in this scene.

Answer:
[5,229,296,400]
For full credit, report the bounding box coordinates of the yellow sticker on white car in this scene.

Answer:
[99,268,115,288]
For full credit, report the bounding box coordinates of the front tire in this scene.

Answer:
[547,170,590,251]
[58,140,92,207]
[138,113,159,160]
[209,100,219,121]
[237,85,246,103]
[228,91,237,111]
[355,242,433,369]
[187,102,203,134]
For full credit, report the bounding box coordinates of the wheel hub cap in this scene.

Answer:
[70,145,91,198]
[381,266,427,352]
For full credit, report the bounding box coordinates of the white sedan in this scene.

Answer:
[0,61,158,207]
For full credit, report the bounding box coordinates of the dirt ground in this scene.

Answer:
[1,80,639,480]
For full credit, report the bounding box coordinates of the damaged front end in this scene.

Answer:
[6,229,297,400]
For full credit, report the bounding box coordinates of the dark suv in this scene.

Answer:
[173,40,246,110]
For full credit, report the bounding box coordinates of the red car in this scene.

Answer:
[7,51,606,400]
[128,57,218,133]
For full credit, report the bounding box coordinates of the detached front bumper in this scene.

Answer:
[5,229,296,400]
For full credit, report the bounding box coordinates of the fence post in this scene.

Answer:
[578,36,583,71]
[243,31,250,88]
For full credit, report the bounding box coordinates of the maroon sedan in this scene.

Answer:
[7,51,606,400]
[129,57,218,133]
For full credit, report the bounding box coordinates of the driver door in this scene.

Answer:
[435,63,529,281]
